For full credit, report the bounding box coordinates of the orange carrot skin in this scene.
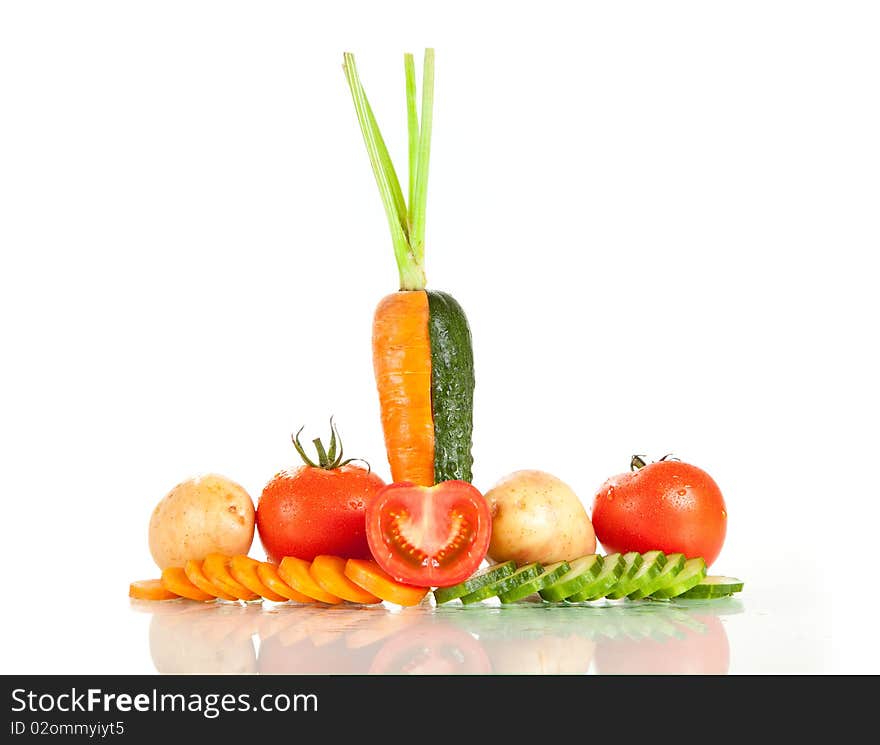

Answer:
[130,579,179,601]
[278,557,343,604]
[257,562,316,604]
[372,291,435,486]
[229,555,288,602]
[310,555,382,604]
[344,559,430,607]
[160,567,215,601]
[202,553,260,601]
[185,559,238,601]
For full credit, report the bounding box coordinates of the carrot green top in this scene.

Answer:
[343,49,434,291]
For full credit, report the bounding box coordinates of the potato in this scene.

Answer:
[485,470,596,565]
[149,474,255,569]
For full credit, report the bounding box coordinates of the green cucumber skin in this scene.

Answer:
[539,555,604,602]
[651,558,708,599]
[606,552,656,599]
[566,554,625,602]
[460,563,543,604]
[426,291,475,483]
[629,553,686,599]
[501,562,570,604]
[679,577,744,599]
[433,561,516,604]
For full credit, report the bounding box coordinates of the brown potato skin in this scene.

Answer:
[485,470,596,565]
[149,474,255,569]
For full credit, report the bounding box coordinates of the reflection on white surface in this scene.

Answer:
[133,597,743,675]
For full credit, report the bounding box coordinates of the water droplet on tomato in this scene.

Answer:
[721,509,727,518]
[677,489,687,496]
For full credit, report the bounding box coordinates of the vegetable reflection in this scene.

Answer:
[136,597,740,675]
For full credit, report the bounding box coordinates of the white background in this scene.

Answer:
[1,1,877,673]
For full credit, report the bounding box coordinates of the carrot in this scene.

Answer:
[185,559,238,601]
[229,555,288,602]
[256,562,317,604]
[277,556,342,604]
[160,567,215,601]
[372,292,435,485]
[343,558,429,607]
[129,578,179,601]
[309,555,382,604]
[202,553,260,601]
[344,51,475,486]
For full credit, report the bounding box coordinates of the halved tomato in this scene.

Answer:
[365,481,491,587]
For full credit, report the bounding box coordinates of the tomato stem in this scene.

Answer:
[631,453,681,471]
[292,419,365,470]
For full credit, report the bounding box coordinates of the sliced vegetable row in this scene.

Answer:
[433,551,744,605]
[129,553,430,607]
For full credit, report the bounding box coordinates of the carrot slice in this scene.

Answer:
[310,555,382,604]
[160,567,215,601]
[229,555,287,602]
[202,553,260,601]
[277,557,343,604]
[344,559,429,607]
[256,562,316,604]
[130,578,179,601]
[185,559,238,601]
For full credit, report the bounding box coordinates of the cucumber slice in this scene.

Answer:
[539,555,604,602]
[433,561,517,604]
[602,551,643,600]
[460,563,543,604]
[651,557,708,599]
[629,553,685,599]
[566,553,625,602]
[606,551,663,599]
[500,561,570,604]
[678,576,744,599]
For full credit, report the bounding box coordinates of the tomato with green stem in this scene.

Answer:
[592,455,728,567]
[256,420,386,563]
[366,480,492,587]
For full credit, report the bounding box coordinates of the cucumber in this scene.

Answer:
[607,550,666,599]
[651,557,708,599]
[433,561,516,604]
[678,576,744,599]
[460,562,543,604]
[500,561,570,604]
[539,555,604,602]
[600,551,642,600]
[629,553,685,599]
[566,553,625,602]
[426,291,475,483]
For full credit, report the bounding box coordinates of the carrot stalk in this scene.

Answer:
[343,50,434,291]
[409,48,434,263]
[405,53,419,217]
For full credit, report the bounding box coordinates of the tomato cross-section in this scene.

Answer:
[365,481,492,588]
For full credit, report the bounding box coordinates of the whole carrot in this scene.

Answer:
[343,50,474,486]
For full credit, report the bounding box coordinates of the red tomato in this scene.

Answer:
[256,422,386,563]
[591,456,727,567]
[365,481,492,587]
